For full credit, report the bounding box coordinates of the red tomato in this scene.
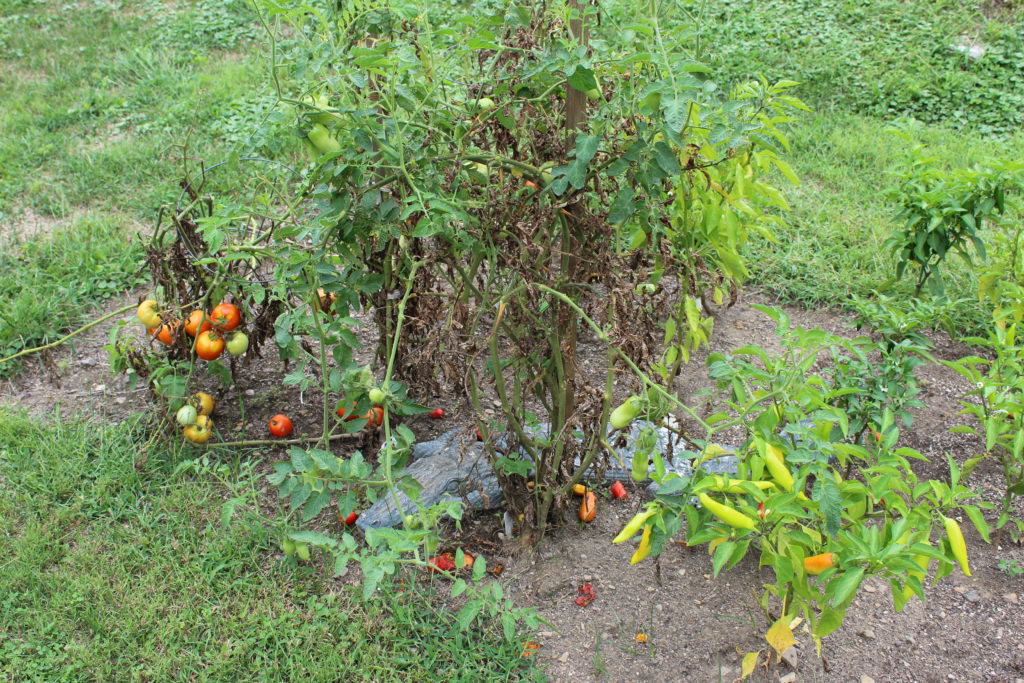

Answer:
[610,481,627,499]
[575,583,596,607]
[210,302,241,331]
[340,511,358,525]
[268,414,293,438]
[427,553,456,573]
[429,408,445,419]
[194,330,225,361]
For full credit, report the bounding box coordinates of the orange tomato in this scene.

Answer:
[804,552,837,575]
[195,330,225,361]
[149,320,181,346]
[184,310,212,337]
[578,491,597,522]
[338,403,384,428]
[210,302,241,331]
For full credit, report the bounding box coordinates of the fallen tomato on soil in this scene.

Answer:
[575,582,596,607]
[268,414,293,438]
[428,408,445,419]
[183,414,213,444]
[339,511,358,525]
[191,392,215,416]
[427,553,457,573]
[610,481,627,499]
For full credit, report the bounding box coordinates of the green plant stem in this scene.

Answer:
[0,303,136,366]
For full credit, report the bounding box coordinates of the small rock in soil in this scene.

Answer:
[556,651,569,663]
[1004,593,1018,603]
[861,676,876,683]
[964,590,982,603]
[781,646,798,669]
[779,673,796,683]
[859,628,876,640]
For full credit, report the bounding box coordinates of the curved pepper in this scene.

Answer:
[612,509,657,544]
[698,493,756,530]
[630,524,653,565]
[942,515,971,576]
[764,445,795,493]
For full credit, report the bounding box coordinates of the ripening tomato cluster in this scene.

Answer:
[137,299,249,362]
[176,391,217,443]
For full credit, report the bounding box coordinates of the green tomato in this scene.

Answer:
[463,161,490,185]
[475,97,496,111]
[609,396,641,430]
[176,405,198,426]
[304,94,335,126]
[368,387,387,404]
[282,539,296,556]
[225,331,249,356]
[296,543,311,562]
[307,123,341,155]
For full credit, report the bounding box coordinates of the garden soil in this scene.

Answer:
[2,292,1023,683]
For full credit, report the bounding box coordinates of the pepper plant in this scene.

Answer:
[613,307,990,655]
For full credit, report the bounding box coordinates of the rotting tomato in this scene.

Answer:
[184,310,212,337]
[575,582,596,607]
[427,553,456,573]
[183,414,213,444]
[268,414,293,438]
[150,320,181,346]
[210,302,241,331]
[191,391,215,416]
[195,330,225,361]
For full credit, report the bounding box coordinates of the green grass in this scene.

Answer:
[0,212,147,375]
[0,411,538,681]
[706,0,1024,135]
[0,0,295,371]
[702,0,1024,331]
